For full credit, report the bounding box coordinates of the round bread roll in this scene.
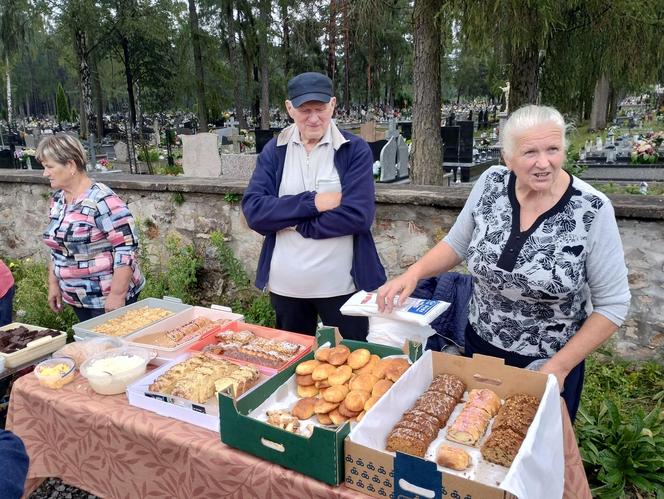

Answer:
[364,395,380,412]
[372,378,394,398]
[296,359,321,375]
[327,345,351,366]
[354,354,381,375]
[314,399,340,414]
[315,379,331,389]
[292,397,317,420]
[385,358,410,382]
[315,347,332,362]
[371,358,394,379]
[297,384,319,398]
[311,363,337,381]
[349,373,379,393]
[317,412,333,425]
[328,408,348,425]
[323,384,350,403]
[338,400,362,418]
[328,365,353,386]
[436,444,471,471]
[345,390,371,412]
[347,348,371,369]
[295,374,315,387]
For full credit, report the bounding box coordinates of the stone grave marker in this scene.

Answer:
[152,120,160,147]
[379,136,398,182]
[114,141,128,162]
[396,135,409,179]
[24,134,36,149]
[230,133,243,154]
[180,132,221,177]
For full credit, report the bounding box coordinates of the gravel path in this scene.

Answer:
[29,478,97,499]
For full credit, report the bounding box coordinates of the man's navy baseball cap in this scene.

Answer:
[287,72,333,108]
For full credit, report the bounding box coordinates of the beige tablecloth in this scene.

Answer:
[7,374,591,499]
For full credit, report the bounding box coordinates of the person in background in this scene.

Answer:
[0,429,29,499]
[0,260,15,327]
[37,135,145,322]
[377,105,630,421]
[242,72,385,341]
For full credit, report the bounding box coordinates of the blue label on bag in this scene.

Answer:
[406,299,438,315]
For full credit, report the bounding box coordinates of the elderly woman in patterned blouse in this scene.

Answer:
[377,105,630,421]
[38,135,145,322]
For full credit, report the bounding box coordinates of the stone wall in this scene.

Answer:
[1,171,663,361]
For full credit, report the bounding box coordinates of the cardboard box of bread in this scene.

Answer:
[344,350,564,499]
[218,327,421,485]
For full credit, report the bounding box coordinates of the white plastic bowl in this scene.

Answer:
[80,347,155,395]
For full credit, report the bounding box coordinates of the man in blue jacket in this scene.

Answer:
[242,72,385,341]
[0,429,29,499]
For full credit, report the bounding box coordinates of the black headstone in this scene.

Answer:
[367,139,388,162]
[254,128,275,154]
[458,120,474,163]
[441,126,460,162]
[398,122,412,140]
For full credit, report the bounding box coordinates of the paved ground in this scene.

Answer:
[29,478,97,499]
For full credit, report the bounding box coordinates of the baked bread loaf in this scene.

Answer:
[446,404,493,446]
[429,373,466,400]
[467,388,502,417]
[386,427,429,457]
[480,392,540,467]
[436,444,471,470]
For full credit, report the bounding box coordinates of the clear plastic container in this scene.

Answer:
[80,347,156,395]
[34,357,77,389]
[54,337,126,368]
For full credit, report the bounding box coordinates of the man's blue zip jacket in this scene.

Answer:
[241,124,386,293]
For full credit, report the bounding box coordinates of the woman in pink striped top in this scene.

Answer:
[38,135,145,322]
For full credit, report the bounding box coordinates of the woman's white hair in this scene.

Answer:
[501,105,567,158]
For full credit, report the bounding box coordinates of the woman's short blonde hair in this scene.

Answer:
[36,134,87,172]
[501,105,567,159]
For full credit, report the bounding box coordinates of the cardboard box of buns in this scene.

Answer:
[218,326,421,485]
[344,350,564,499]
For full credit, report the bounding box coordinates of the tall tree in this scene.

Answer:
[258,0,271,129]
[411,0,444,185]
[0,0,27,126]
[223,0,247,129]
[326,0,337,82]
[188,0,208,131]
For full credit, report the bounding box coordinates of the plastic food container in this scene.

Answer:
[80,347,156,395]
[34,357,77,389]
[54,337,126,368]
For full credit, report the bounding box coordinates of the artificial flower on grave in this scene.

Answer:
[98,159,111,170]
[648,131,664,147]
[631,140,659,164]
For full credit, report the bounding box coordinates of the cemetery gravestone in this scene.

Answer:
[180,133,221,177]
[441,126,460,162]
[457,121,474,163]
[114,141,128,162]
[360,121,378,143]
[24,134,36,149]
[396,135,409,179]
[379,136,399,182]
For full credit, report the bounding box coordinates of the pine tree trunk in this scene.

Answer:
[225,0,246,130]
[75,28,94,140]
[327,0,337,82]
[342,0,350,112]
[411,0,444,186]
[508,43,539,113]
[280,1,290,78]
[589,74,610,130]
[92,58,104,138]
[5,55,12,126]
[121,36,137,128]
[189,0,208,131]
[259,0,271,129]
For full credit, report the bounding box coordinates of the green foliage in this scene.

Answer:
[592,182,664,196]
[223,193,241,204]
[9,258,78,335]
[55,82,70,123]
[577,401,664,498]
[209,231,275,328]
[172,192,185,206]
[577,353,664,497]
[138,232,202,305]
[137,147,160,162]
[154,163,183,176]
